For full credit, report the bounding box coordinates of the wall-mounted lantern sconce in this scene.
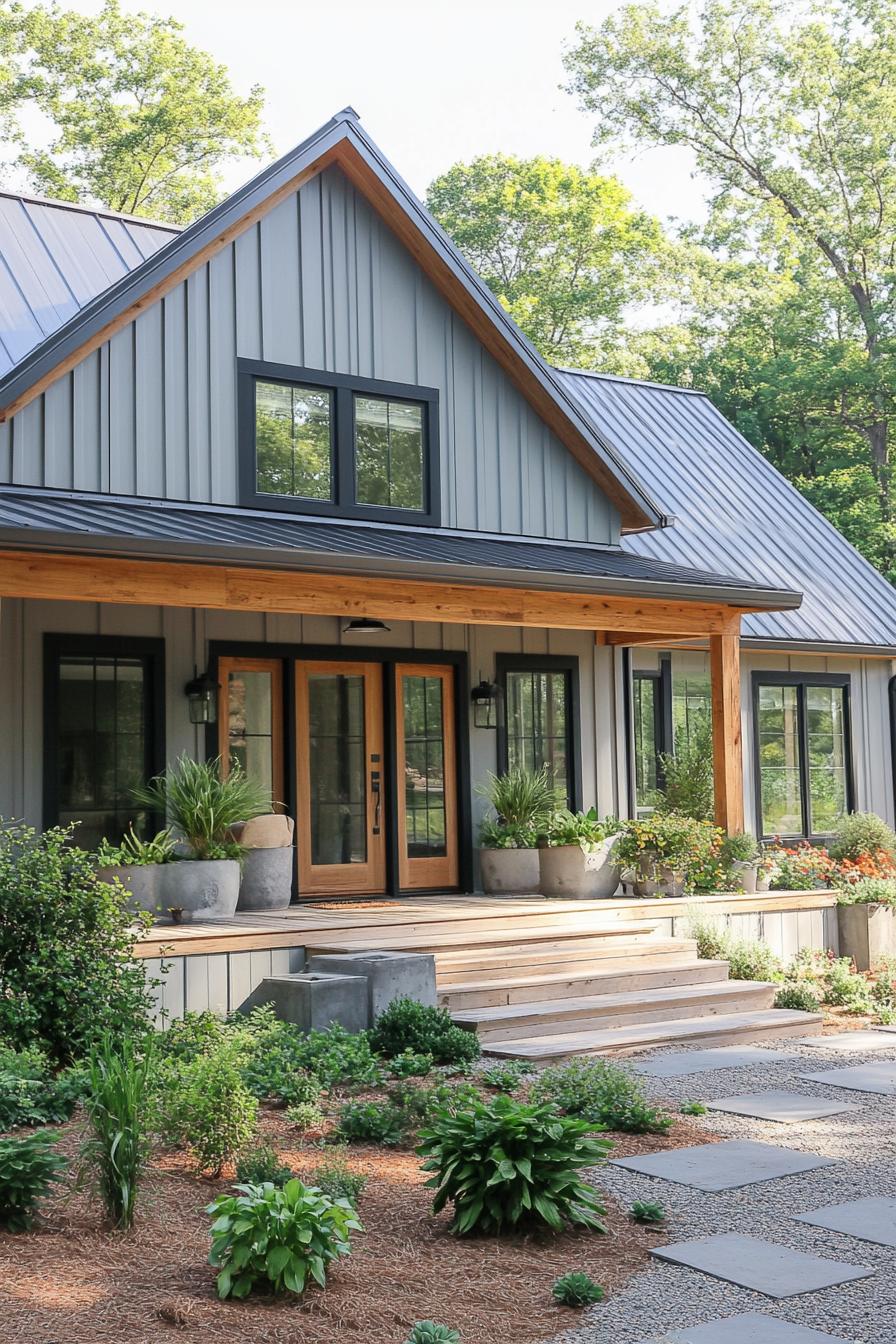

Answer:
[471,678,500,729]
[185,667,219,725]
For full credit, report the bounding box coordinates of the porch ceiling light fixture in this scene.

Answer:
[342,617,392,634]
[184,666,219,725]
[471,677,500,729]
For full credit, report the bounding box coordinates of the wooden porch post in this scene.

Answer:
[710,623,744,834]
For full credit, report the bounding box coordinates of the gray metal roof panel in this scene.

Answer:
[0,190,177,378]
[556,368,896,648]
[0,487,800,608]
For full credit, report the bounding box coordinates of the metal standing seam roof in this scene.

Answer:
[0,486,802,608]
[557,368,896,649]
[0,190,178,378]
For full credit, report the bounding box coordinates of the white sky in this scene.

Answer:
[60,0,707,225]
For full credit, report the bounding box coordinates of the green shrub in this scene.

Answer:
[629,1199,666,1225]
[404,1324,461,1344]
[156,1040,257,1175]
[654,722,714,821]
[530,1058,672,1135]
[285,1101,326,1132]
[308,1147,368,1206]
[830,811,896,864]
[679,1099,707,1116]
[774,982,823,1012]
[725,938,784,982]
[835,877,896,906]
[81,1033,154,1229]
[721,832,760,864]
[388,1079,481,1128]
[824,958,873,1013]
[387,1050,434,1079]
[237,1010,379,1090]
[551,1271,605,1306]
[0,1130,67,1230]
[418,1094,610,1236]
[134,754,270,860]
[614,811,720,890]
[235,1145,294,1188]
[369,998,481,1066]
[0,821,154,1063]
[207,1178,362,1298]
[335,1099,408,1147]
[481,1060,530,1093]
[157,1011,229,1063]
[0,1042,86,1130]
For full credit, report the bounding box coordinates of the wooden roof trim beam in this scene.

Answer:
[0,549,763,635]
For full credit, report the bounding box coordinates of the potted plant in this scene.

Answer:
[835,877,896,971]
[721,832,761,893]
[133,755,271,921]
[614,813,720,898]
[228,813,296,911]
[476,766,557,894]
[755,850,776,892]
[537,809,622,899]
[94,825,176,915]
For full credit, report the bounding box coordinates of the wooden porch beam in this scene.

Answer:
[0,548,758,636]
[596,630,706,647]
[710,626,745,834]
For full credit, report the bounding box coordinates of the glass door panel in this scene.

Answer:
[395,664,458,890]
[218,657,284,808]
[295,661,385,895]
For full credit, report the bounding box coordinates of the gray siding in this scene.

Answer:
[3,167,618,544]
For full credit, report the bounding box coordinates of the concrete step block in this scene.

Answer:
[308,949,436,1018]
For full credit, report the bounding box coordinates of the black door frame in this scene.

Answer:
[207,641,472,898]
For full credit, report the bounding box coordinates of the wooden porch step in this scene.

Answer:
[305,919,663,958]
[452,979,775,1043]
[434,937,699,981]
[483,1008,825,1060]
[438,959,730,1010]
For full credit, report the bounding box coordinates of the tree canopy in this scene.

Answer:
[0,0,270,222]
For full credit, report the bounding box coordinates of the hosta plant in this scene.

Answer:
[206,1179,362,1299]
[552,1271,605,1306]
[0,1130,67,1231]
[629,1199,666,1225]
[417,1094,610,1236]
[404,1324,461,1344]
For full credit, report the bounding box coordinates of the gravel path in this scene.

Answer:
[550,1034,896,1344]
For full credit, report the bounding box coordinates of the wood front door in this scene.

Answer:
[295,661,386,895]
[395,663,459,890]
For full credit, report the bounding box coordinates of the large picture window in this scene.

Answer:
[497,655,580,808]
[752,673,853,839]
[629,654,713,817]
[238,360,439,525]
[43,636,164,851]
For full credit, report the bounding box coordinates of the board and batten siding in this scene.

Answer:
[0,166,618,544]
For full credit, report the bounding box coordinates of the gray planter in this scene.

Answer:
[479,847,540,895]
[237,846,295,911]
[756,870,772,892]
[731,859,759,894]
[538,837,622,899]
[631,862,686,899]
[837,901,896,972]
[96,863,162,916]
[158,859,241,921]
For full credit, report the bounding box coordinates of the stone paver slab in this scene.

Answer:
[636,1047,797,1078]
[611,1140,834,1191]
[650,1232,873,1299]
[801,1061,896,1094]
[641,1311,855,1342]
[794,1196,896,1247]
[705,1091,860,1123]
[797,1031,896,1052]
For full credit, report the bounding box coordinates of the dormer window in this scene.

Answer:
[239,360,439,524]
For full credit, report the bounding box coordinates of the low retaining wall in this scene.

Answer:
[142,945,306,1027]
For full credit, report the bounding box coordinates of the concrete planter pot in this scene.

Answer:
[538,837,622,899]
[731,859,759,894]
[837,901,896,972]
[95,863,162,916]
[158,859,241,921]
[756,870,772,893]
[237,846,295,911]
[631,861,686,899]
[479,847,540,895]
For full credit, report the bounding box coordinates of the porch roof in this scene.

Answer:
[0,486,802,609]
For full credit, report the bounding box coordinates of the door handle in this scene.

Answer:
[371,770,381,834]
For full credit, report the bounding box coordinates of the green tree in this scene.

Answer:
[2,0,270,222]
[564,0,896,521]
[426,154,669,366]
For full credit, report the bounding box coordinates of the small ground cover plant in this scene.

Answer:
[207,1178,362,1298]
[336,1098,408,1146]
[629,1199,666,1225]
[530,1057,672,1134]
[679,1099,708,1116]
[80,1033,154,1230]
[418,1093,610,1235]
[0,1130,67,1230]
[480,1059,530,1092]
[235,1145,295,1188]
[387,1049,434,1078]
[308,1147,368,1205]
[404,1324,461,1344]
[774,982,823,1012]
[285,1100,326,1132]
[0,1041,86,1130]
[369,998,481,1067]
[551,1271,605,1306]
[155,1038,258,1175]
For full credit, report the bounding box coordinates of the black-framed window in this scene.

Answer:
[43,635,165,851]
[238,359,440,525]
[496,654,581,808]
[632,667,666,816]
[752,672,853,840]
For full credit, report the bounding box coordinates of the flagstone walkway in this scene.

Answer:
[553,1032,896,1344]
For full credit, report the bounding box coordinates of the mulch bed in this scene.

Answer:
[0,1107,707,1344]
